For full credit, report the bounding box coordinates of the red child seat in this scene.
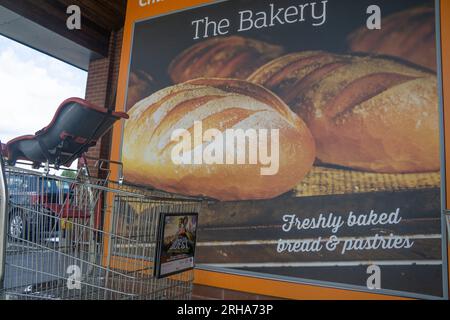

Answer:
[5,98,128,169]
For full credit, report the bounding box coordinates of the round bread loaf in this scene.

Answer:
[248,51,439,173]
[122,78,315,201]
[348,6,436,71]
[168,36,284,84]
[126,71,157,111]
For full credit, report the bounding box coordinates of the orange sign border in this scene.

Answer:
[109,0,450,300]
[440,0,450,301]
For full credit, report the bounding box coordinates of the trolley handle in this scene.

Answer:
[81,155,125,184]
[0,146,9,289]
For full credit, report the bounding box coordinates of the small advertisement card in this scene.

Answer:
[155,212,199,278]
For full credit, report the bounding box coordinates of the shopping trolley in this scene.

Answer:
[0,98,201,300]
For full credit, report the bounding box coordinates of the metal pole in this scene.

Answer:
[0,155,9,295]
[444,210,450,244]
[81,162,97,276]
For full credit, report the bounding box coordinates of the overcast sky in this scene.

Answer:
[0,35,87,144]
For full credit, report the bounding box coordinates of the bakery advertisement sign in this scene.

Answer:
[120,0,447,298]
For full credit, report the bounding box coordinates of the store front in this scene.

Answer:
[1,0,449,300]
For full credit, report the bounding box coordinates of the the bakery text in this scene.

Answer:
[191,1,328,40]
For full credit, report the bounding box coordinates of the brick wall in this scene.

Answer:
[83,29,123,177]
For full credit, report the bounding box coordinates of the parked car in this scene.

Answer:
[7,173,73,242]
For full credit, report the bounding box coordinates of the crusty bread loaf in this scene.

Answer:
[126,71,157,111]
[168,36,284,84]
[122,78,315,201]
[248,51,439,173]
[348,6,436,71]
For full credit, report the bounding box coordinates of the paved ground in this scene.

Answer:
[3,241,100,299]
[2,240,191,300]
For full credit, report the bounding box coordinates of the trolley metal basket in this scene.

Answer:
[0,98,201,300]
[0,160,200,300]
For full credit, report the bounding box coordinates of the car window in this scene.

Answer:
[22,176,37,191]
[63,182,70,192]
[6,176,22,191]
[7,174,65,193]
[45,179,59,193]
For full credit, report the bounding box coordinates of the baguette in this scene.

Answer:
[122,78,315,201]
[348,6,436,71]
[168,36,284,84]
[248,51,439,173]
